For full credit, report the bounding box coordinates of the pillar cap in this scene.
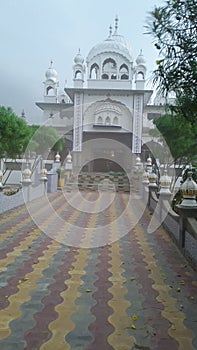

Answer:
[179,171,197,207]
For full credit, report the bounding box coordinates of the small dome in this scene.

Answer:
[136,50,146,65]
[181,171,197,199]
[159,170,171,194]
[40,168,48,181]
[74,49,84,64]
[148,171,157,186]
[22,167,32,184]
[142,170,149,184]
[136,156,141,165]
[146,156,152,165]
[45,61,58,82]
[66,151,72,163]
[55,152,61,162]
[160,170,171,187]
[22,168,31,178]
[40,168,48,176]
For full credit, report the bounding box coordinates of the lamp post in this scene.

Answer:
[0,170,4,191]
[22,167,32,202]
[148,170,158,207]
[158,169,171,198]
[65,151,73,183]
[141,169,149,200]
[158,169,172,221]
[55,152,61,163]
[175,169,197,247]
[178,170,197,208]
[142,170,149,185]
[148,171,158,188]
[0,170,4,213]
[40,168,48,194]
[146,155,152,174]
[136,155,141,167]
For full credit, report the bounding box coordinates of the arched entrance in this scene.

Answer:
[82,132,132,173]
[84,158,125,173]
[141,140,164,163]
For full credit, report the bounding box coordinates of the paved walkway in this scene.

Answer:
[0,191,196,350]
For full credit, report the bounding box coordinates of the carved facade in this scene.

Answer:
[36,18,165,172]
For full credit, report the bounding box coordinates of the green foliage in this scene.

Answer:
[26,125,64,157]
[0,106,30,159]
[53,138,64,152]
[0,106,65,160]
[150,114,197,163]
[146,0,197,123]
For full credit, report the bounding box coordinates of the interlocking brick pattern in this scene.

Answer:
[0,191,196,349]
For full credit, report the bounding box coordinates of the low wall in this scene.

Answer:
[0,157,58,214]
[0,183,46,214]
[145,185,197,269]
[0,190,24,214]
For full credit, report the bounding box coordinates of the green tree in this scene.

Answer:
[146,0,197,123]
[26,125,64,157]
[149,113,197,178]
[0,106,30,158]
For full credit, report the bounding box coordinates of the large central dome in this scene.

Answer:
[84,18,137,84]
[87,32,132,63]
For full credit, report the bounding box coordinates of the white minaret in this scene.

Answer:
[44,60,59,102]
[73,49,85,88]
[135,50,147,90]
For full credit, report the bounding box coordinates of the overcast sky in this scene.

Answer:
[0,0,164,124]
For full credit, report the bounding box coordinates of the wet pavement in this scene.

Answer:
[0,191,196,350]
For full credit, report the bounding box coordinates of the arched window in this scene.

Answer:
[102,58,117,70]
[113,116,119,125]
[119,63,129,73]
[102,58,117,79]
[97,116,103,124]
[137,71,144,80]
[75,70,82,79]
[46,86,54,96]
[90,63,99,79]
[102,73,109,79]
[121,74,129,80]
[105,116,111,125]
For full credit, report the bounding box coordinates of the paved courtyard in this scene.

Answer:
[0,191,196,349]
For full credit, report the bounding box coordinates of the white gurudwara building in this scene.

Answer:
[36,17,163,173]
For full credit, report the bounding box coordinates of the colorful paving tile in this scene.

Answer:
[0,191,196,350]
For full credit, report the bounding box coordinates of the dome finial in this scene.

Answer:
[45,60,58,81]
[108,24,112,38]
[21,109,25,119]
[74,49,84,64]
[136,50,146,65]
[114,15,119,34]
